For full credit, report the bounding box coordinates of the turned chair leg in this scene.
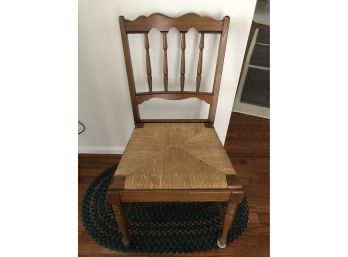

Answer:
[112,202,130,247]
[217,201,237,248]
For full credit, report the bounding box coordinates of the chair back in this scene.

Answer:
[119,13,230,126]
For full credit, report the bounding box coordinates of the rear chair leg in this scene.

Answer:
[112,202,130,247]
[217,201,237,248]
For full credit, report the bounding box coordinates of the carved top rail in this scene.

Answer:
[123,13,224,33]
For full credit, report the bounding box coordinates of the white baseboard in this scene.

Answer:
[78,146,125,154]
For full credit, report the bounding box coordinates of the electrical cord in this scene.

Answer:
[78,121,86,134]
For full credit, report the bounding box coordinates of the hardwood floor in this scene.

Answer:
[78,112,270,257]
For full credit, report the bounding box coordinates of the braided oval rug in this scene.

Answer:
[81,165,249,253]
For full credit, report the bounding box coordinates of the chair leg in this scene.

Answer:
[112,202,130,247]
[217,201,237,248]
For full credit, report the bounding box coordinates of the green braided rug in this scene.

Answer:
[82,165,249,253]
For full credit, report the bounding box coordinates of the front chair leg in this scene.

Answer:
[217,201,237,248]
[112,203,130,247]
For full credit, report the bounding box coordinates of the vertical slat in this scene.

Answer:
[180,32,186,91]
[208,16,230,124]
[196,33,204,92]
[162,32,168,91]
[144,33,152,92]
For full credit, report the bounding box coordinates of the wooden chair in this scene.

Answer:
[107,13,244,249]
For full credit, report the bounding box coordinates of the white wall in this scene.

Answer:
[79,0,256,154]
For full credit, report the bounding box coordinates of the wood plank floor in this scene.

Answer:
[78,112,270,257]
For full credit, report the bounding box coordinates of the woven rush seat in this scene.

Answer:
[115,123,236,190]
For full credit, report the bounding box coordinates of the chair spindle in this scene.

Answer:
[162,32,168,91]
[180,32,186,91]
[196,33,204,92]
[144,33,152,92]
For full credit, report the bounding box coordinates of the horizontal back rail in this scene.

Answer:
[135,92,213,104]
[124,13,224,33]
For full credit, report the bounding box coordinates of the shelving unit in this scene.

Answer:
[233,0,270,118]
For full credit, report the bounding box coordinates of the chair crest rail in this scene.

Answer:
[123,13,224,33]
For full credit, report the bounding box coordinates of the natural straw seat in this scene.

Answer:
[115,123,236,190]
